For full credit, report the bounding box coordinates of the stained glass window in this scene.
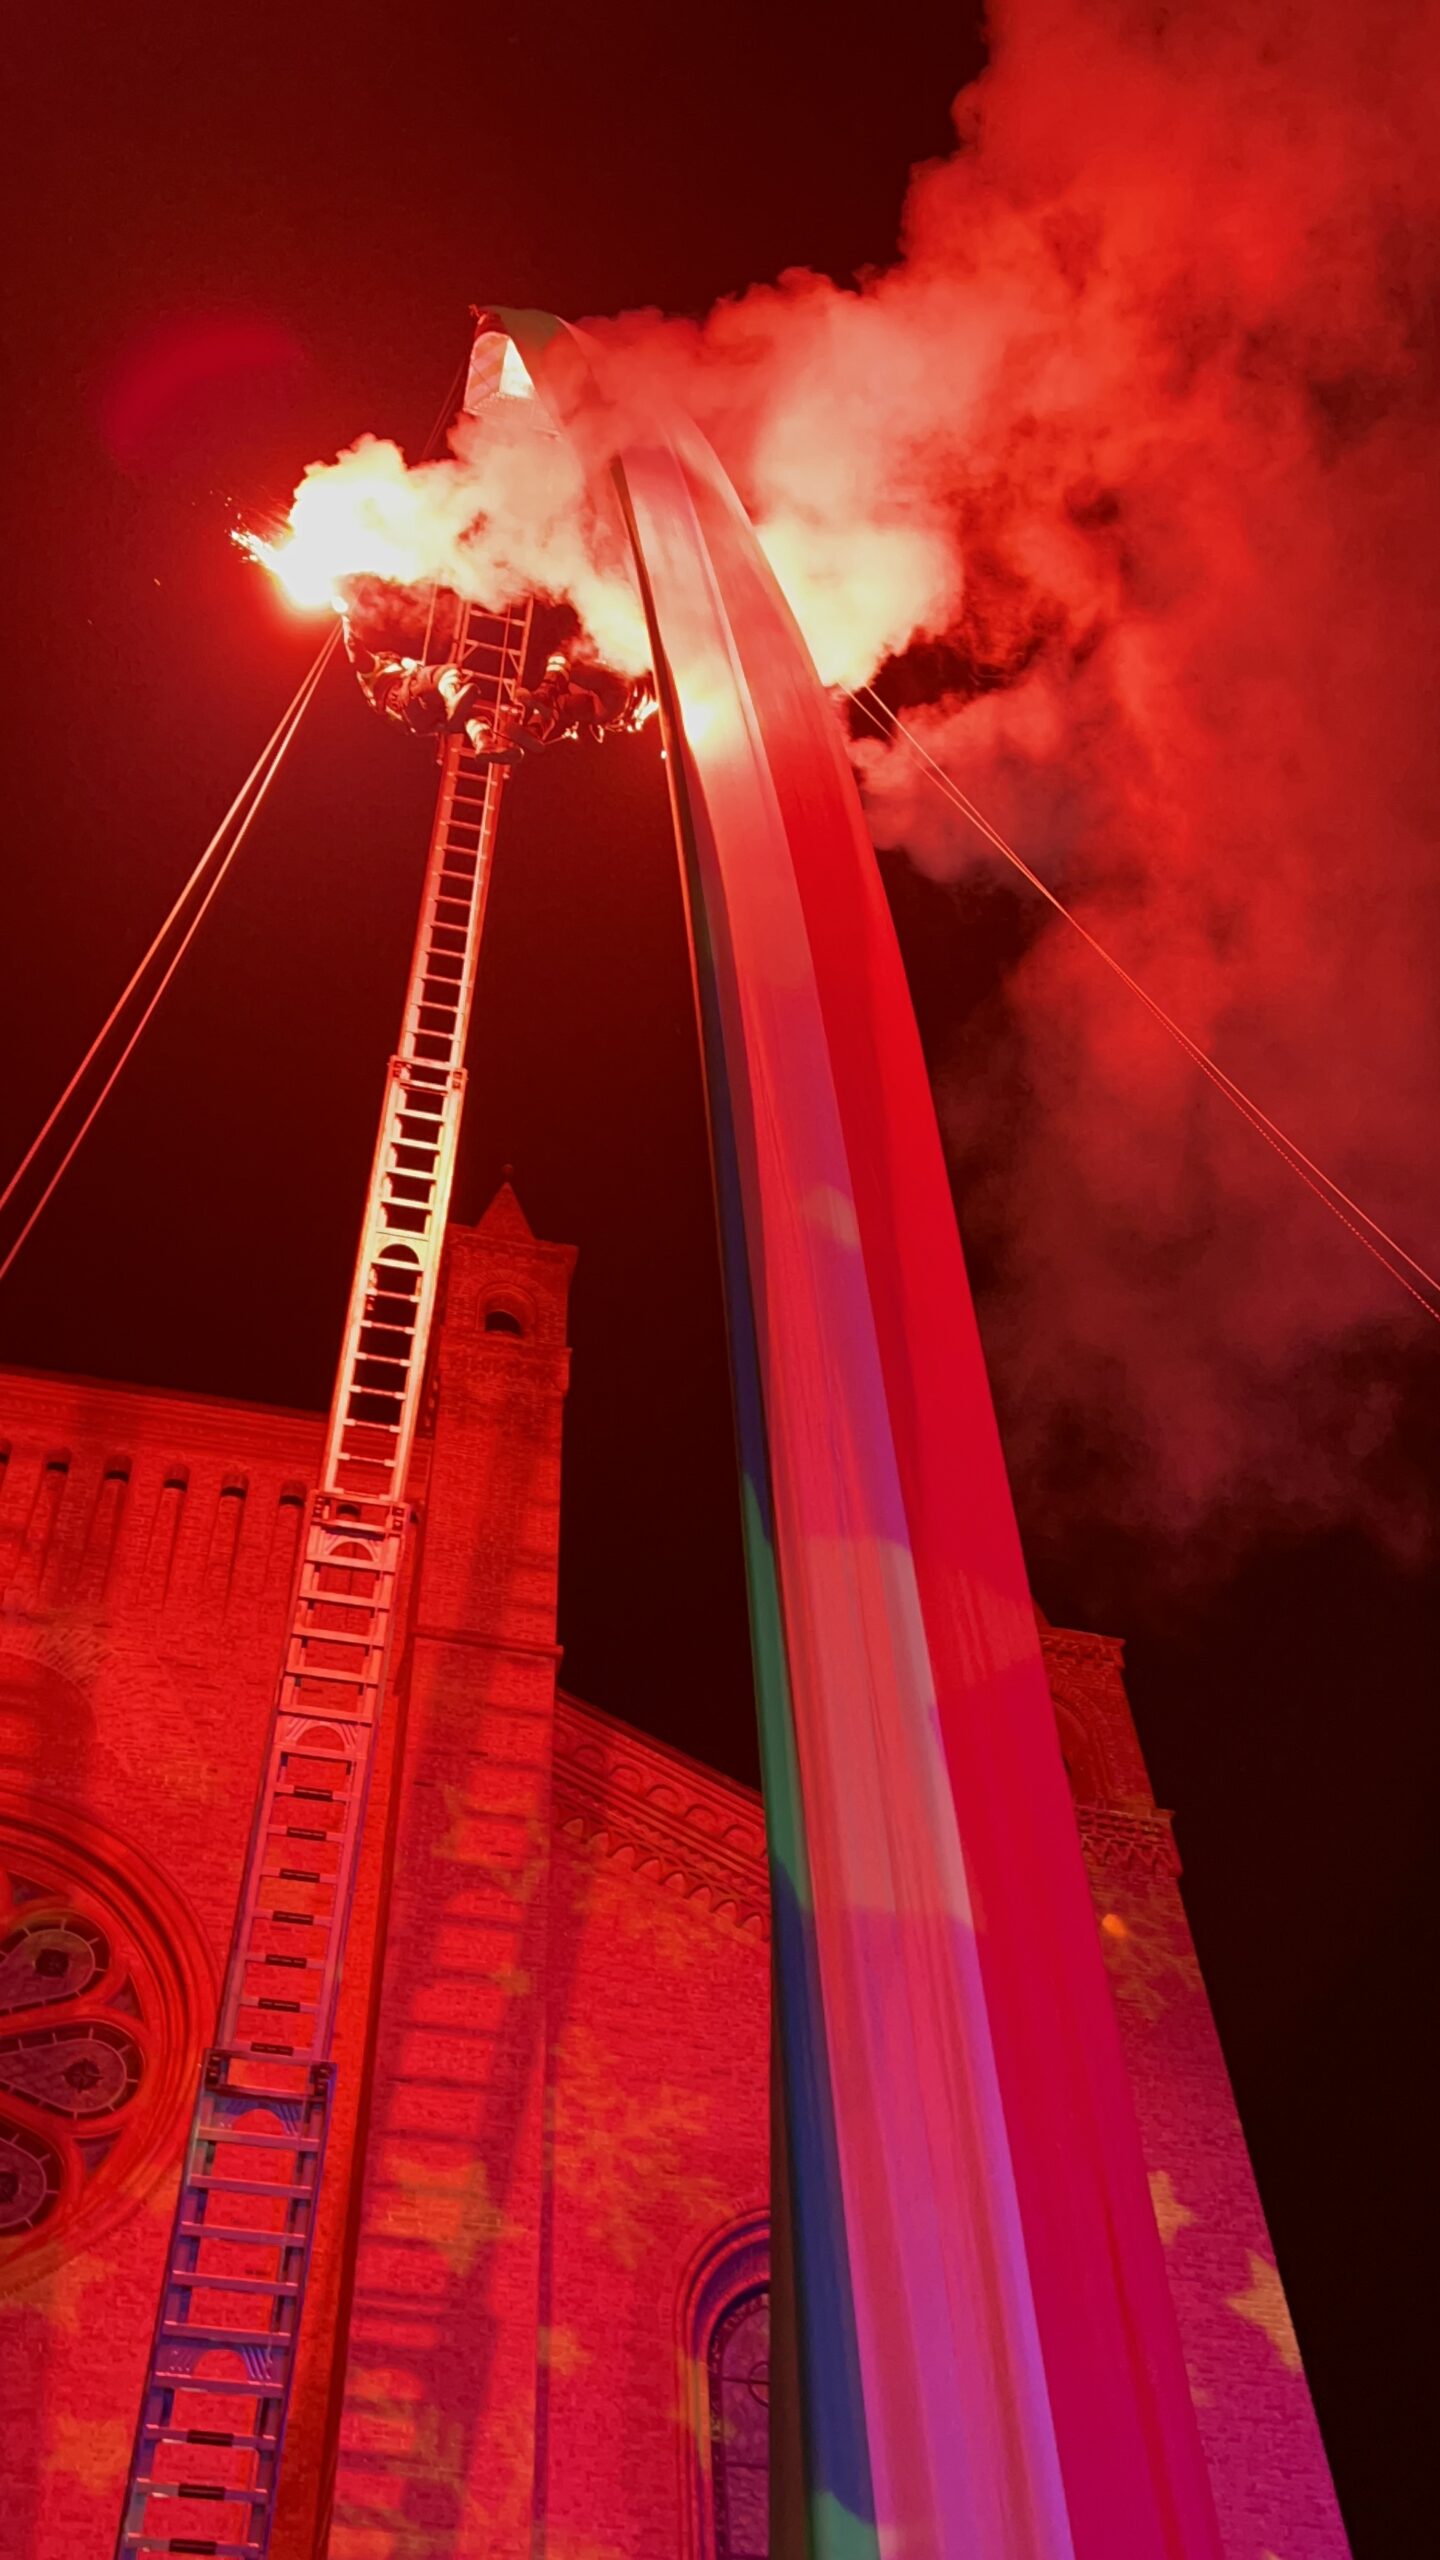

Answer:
[0,1883,147,2240]
[708,2285,769,2560]
[0,1787,211,2281]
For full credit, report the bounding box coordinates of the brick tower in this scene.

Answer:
[325,1182,575,2555]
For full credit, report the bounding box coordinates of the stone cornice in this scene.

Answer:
[1041,1627,1125,1669]
[553,1696,1184,1926]
[553,1693,771,1940]
[1076,1803,1182,1876]
[0,1365,324,1472]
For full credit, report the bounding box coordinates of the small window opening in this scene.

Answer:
[484,1308,525,1337]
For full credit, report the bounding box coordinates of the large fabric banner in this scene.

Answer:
[495,311,1223,2560]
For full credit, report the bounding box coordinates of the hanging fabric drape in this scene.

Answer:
[493,309,1224,2560]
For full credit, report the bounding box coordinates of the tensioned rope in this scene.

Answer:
[1,344,471,1295]
[0,630,338,1288]
[851,682,1440,1328]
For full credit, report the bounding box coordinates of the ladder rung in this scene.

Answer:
[149,2366,284,2399]
[196,2061,324,2095]
[192,2129,320,2152]
[295,1589,386,1616]
[179,2221,303,2250]
[144,2426,276,2453]
[129,2478,270,2504]
[121,2537,259,2555]
[280,1658,376,1679]
[169,2273,301,2299]
[186,2175,317,2200]
[161,2320,297,2350]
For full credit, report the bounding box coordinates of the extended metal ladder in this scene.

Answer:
[114,595,534,2558]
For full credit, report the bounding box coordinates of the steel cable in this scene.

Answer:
[0,631,337,1286]
[851,682,1440,1327]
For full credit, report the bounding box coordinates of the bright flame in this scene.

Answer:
[233,435,451,612]
[232,526,344,612]
[230,418,652,674]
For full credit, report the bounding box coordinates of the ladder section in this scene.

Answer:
[116,593,533,2558]
[114,2054,330,2560]
[217,1493,405,2067]
[324,599,530,1502]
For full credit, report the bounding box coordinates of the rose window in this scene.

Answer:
[0,1887,148,2237]
[0,1794,208,2279]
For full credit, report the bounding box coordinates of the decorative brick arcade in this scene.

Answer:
[0,1187,1347,2558]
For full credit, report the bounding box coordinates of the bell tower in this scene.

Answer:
[326,1182,575,2560]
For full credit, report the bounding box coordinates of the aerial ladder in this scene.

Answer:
[114,589,535,2557]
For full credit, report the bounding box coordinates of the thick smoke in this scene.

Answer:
[269,0,1436,1550]
[597,0,1440,1553]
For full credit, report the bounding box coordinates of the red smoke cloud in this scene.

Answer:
[600,0,1440,1550]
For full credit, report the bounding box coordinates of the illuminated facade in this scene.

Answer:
[0,1186,1346,2558]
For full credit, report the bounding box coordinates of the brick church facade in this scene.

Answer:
[0,1186,1347,2558]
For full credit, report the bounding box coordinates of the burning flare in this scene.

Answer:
[233,436,450,611]
[233,417,652,673]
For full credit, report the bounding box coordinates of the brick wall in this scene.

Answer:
[0,1367,322,2558]
[0,1215,1350,2560]
[1050,1626,1351,2560]
[539,1704,771,2559]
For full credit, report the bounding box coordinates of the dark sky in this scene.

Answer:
[3,9,1430,2547]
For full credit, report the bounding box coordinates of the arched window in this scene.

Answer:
[679,2209,770,2559]
[483,1306,525,1337]
[709,2285,770,2559]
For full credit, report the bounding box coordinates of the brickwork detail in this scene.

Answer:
[554,1698,771,1938]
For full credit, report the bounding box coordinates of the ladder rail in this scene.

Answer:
[321,724,511,1501]
[115,594,534,2560]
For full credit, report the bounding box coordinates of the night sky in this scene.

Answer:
[4,10,1431,2547]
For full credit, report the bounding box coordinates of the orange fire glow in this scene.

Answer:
[232,526,343,611]
[232,435,453,611]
